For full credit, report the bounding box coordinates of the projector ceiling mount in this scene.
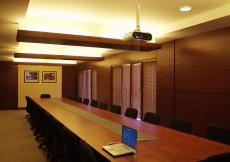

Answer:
[123,0,152,42]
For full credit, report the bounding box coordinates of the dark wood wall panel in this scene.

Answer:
[2,86,18,109]
[97,57,111,87]
[97,57,111,107]
[62,66,76,98]
[62,66,76,85]
[156,41,175,127]
[77,61,97,71]
[175,27,230,93]
[129,50,156,62]
[175,91,230,137]
[0,86,2,110]
[0,62,18,85]
[110,51,130,65]
[97,87,111,110]
[157,90,175,127]
[157,41,175,90]
[0,62,18,110]
[62,85,76,98]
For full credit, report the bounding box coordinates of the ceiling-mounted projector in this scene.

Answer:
[123,31,152,42]
[123,0,152,42]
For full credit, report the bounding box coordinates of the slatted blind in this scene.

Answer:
[86,70,91,102]
[112,66,121,106]
[82,70,87,99]
[121,64,131,115]
[131,63,142,119]
[92,69,97,100]
[143,61,156,119]
[78,71,83,97]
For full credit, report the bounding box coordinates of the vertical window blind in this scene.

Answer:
[78,71,83,97]
[92,69,97,100]
[121,64,131,115]
[131,63,142,119]
[112,60,156,120]
[112,66,121,106]
[78,69,93,102]
[143,61,156,118]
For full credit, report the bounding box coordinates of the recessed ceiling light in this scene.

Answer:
[179,6,193,12]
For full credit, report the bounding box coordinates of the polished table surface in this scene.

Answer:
[33,98,230,162]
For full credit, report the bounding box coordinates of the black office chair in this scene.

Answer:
[60,126,81,162]
[79,140,97,162]
[110,105,121,114]
[76,97,82,103]
[143,112,160,125]
[40,94,51,98]
[205,124,230,145]
[98,102,108,110]
[70,95,76,101]
[35,108,47,141]
[51,117,65,162]
[83,98,89,105]
[169,117,192,134]
[204,152,230,162]
[124,108,138,119]
[90,100,98,107]
[33,106,43,136]
[39,111,54,149]
[25,96,30,118]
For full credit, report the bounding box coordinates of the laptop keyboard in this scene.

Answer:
[109,143,132,153]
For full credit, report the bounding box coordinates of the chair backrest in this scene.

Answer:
[110,105,121,114]
[205,124,230,145]
[98,102,108,110]
[124,108,138,119]
[51,117,65,162]
[169,117,192,134]
[76,97,82,103]
[70,95,76,101]
[83,98,89,105]
[205,152,230,162]
[90,100,98,107]
[43,111,54,148]
[62,126,81,161]
[40,94,51,98]
[79,140,97,162]
[143,112,160,125]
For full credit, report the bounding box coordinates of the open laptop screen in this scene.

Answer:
[122,125,137,150]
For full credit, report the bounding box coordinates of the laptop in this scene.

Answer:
[102,125,137,156]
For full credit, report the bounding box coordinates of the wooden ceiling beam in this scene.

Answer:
[14,53,104,61]
[17,30,162,52]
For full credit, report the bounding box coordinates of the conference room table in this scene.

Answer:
[32,98,230,162]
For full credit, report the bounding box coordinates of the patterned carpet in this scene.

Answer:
[0,110,49,162]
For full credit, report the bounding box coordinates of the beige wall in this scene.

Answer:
[18,65,62,108]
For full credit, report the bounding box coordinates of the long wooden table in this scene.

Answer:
[33,98,230,162]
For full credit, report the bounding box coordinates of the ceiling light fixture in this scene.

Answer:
[13,58,78,65]
[179,6,193,12]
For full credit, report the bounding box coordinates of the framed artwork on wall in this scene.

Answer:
[24,70,39,83]
[42,71,57,83]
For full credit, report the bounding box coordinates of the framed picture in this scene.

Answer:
[42,71,57,83]
[24,70,39,83]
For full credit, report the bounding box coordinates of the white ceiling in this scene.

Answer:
[1,0,230,62]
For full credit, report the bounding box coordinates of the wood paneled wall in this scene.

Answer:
[156,41,175,126]
[174,27,230,137]
[0,62,18,110]
[157,27,230,137]
[72,26,230,137]
[62,66,76,98]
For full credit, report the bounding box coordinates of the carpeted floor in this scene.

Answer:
[0,110,50,162]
